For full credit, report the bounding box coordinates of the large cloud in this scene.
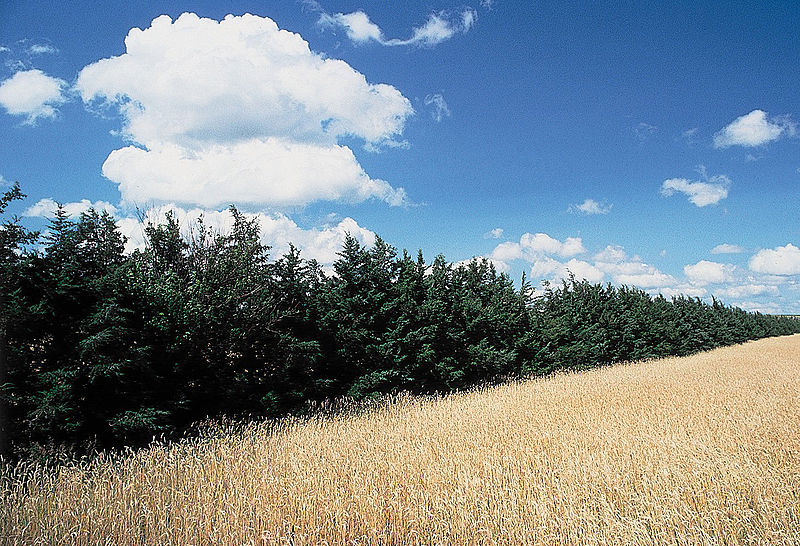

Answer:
[0,69,67,124]
[101,140,406,208]
[749,244,800,275]
[713,109,795,148]
[75,13,413,208]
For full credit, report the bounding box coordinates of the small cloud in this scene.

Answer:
[4,59,26,71]
[23,198,118,218]
[460,9,477,31]
[658,284,707,299]
[487,232,585,273]
[0,69,68,124]
[633,122,657,141]
[711,243,744,255]
[387,10,477,47]
[568,198,611,215]
[319,11,382,43]
[749,243,800,276]
[659,249,667,258]
[0,46,10,53]
[28,43,58,55]
[744,153,763,162]
[480,0,495,8]
[321,8,476,47]
[424,93,451,122]
[483,227,503,239]
[593,244,627,263]
[713,109,796,148]
[661,167,730,207]
[730,300,783,314]
[531,257,604,284]
[681,127,698,144]
[684,260,733,285]
[594,253,676,288]
[523,232,585,257]
[615,270,677,289]
[716,284,778,299]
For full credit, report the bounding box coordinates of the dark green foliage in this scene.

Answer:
[4,189,800,458]
[0,183,39,457]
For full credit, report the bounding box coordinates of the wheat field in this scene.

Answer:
[3,335,800,545]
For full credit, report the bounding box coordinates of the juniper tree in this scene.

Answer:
[0,183,37,457]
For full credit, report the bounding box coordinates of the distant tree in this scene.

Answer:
[3,197,799,458]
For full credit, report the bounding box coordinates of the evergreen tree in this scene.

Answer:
[0,183,38,457]
[3,191,799,458]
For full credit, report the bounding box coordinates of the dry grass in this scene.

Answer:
[3,335,800,545]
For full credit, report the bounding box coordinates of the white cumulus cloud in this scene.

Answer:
[117,205,376,264]
[594,250,676,288]
[522,232,585,257]
[531,257,604,284]
[593,245,627,263]
[76,13,413,208]
[683,260,733,285]
[101,140,406,208]
[23,198,118,218]
[28,43,58,55]
[488,232,585,273]
[749,244,800,275]
[661,172,730,207]
[713,109,796,148]
[0,69,67,124]
[715,284,778,299]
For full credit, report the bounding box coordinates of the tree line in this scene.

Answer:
[2,183,798,459]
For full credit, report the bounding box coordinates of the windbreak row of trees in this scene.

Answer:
[2,183,799,458]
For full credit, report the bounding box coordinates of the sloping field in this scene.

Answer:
[3,335,800,545]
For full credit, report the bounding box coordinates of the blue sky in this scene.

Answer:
[1,0,799,313]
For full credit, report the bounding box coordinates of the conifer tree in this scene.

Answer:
[0,183,37,457]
